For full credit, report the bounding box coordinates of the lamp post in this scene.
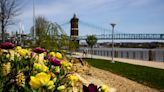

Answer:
[111,23,116,63]
[33,0,36,39]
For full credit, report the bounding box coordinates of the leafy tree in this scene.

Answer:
[86,35,97,58]
[0,0,21,42]
[69,40,79,55]
[31,16,69,50]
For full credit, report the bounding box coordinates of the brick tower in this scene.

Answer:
[70,14,79,41]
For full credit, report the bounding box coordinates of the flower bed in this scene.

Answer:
[0,42,109,92]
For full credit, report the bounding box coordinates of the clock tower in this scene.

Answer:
[70,14,79,40]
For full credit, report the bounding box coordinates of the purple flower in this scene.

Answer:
[50,58,61,66]
[83,84,98,92]
[33,47,45,54]
[0,42,14,49]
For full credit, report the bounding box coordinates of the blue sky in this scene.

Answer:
[11,0,164,36]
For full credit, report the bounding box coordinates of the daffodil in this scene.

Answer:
[16,72,25,87]
[2,62,11,76]
[9,50,15,61]
[55,52,62,59]
[38,53,45,64]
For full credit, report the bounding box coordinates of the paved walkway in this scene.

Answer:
[72,52,164,70]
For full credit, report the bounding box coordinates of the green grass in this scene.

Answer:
[84,58,164,91]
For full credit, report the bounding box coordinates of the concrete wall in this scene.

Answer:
[79,48,164,62]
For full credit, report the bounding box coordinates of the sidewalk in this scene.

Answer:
[73,52,164,70]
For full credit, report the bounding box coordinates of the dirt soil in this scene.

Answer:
[73,61,159,92]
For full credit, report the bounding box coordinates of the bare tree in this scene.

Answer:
[0,0,21,42]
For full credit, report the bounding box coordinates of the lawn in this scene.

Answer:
[84,58,164,91]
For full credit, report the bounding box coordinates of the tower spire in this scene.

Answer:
[70,14,79,44]
[70,14,79,38]
[73,13,77,18]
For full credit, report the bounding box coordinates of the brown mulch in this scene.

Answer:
[72,59,159,92]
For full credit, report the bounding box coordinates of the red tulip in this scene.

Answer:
[50,58,61,66]
[33,47,45,54]
[83,84,98,92]
[0,42,14,49]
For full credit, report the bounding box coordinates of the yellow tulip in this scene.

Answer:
[18,50,25,56]
[49,52,56,57]
[52,78,57,83]
[47,80,55,90]
[55,52,62,59]
[6,54,10,59]
[67,67,71,70]
[61,61,72,70]
[67,63,72,70]
[57,85,65,91]
[48,72,56,78]
[35,72,50,86]
[68,75,78,83]
[47,81,54,87]
[55,66,60,73]
[29,72,51,89]
[16,46,22,51]
[101,85,108,92]
[18,49,30,58]
[34,63,48,72]
[29,76,42,89]
[68,75,78,86]
[9,50,15,61]
[48,85,55,90]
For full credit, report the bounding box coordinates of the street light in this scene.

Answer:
[33,0,36,39]
[111,23,116,63]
